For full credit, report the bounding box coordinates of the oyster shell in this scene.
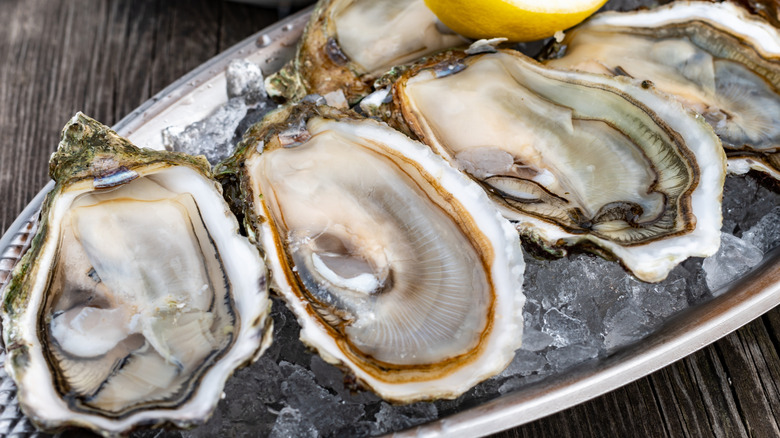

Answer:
[378,48,726,282]
[2,114,273,435]
[219,102,525,402]
[544,1,780,181]
[265,0,465,105]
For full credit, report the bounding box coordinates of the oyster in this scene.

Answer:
[379,48,726,282]
[219,102,525,402]
[2,114,273,435]
[544,1,780,181]
[265,0,465,105]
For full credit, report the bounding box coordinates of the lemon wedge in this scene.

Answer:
[424,0,608,42]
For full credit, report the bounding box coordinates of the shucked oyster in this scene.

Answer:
[377,48,726,282]
[265,0,465,105]
[219,102,525,402]
[2,114,273,435]
[544,1,780,181]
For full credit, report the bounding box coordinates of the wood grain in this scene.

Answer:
[0,1,778,437]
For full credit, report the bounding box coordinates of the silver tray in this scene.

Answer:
[1,7,779,438]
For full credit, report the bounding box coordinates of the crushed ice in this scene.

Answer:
[162,59,278,164]
[172,174,780,438]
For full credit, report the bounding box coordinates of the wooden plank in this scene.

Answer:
[676,347,746,437]
[0,0,82,233]
[648,361,702,437]
[499,380,668,437]
[100,1,158,123]
[150,0,221,94]
[219,2,281,52]
[715,320,780,436]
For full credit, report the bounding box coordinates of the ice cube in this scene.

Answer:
[182,356,282,437]
[721,175,780,236]
[268,298,314,366]
[603,305,651,351]
[372,402,438,435]
[703,232,764,293]
[545,344,599,372]
[542,308,590,347]
[522,296,543,332]
[163,58,278,164]
[526,254,631,340]
[678,258,711,304]
[521,328,554,352]
[742,206,780,253]
[627,276,688,321]
[279,361,364,436]
[499,349,548,378]
[269,407,318,438]
[226,59,266,104]
[498,373,550,395]
[163,97,248,164]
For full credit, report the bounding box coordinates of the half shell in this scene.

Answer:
[265,0,465,105]
[219,102,525,402]
[2,114,273,435]
[544,1,780,181]
[380,48,726,282]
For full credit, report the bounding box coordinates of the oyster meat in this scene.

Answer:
[2,114,273,435]
[219,102,525,402]
[265,0,465,104]
[544,1,780,180]
[379,48,726,282]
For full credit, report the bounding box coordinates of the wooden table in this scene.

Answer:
[1,1,779,436]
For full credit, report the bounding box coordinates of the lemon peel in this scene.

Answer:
[424,0,608,42]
